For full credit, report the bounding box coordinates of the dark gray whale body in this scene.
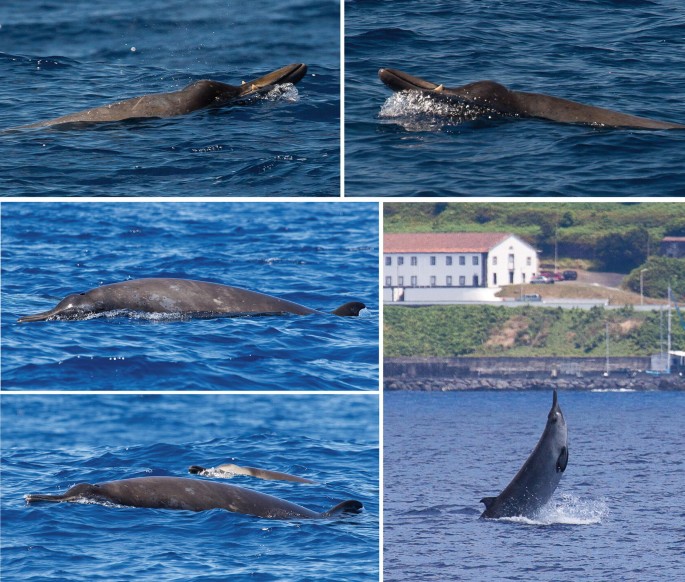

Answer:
[25,476,362,519]
[17,63,307,129]
[17,278,366,322]
[480,390,568,519]
[379,68,685,129]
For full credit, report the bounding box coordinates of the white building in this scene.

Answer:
[384,232,539,302]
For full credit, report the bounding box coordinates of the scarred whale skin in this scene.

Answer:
[14,63,307,129]
[379,67,685,130]
[25,476,362,519]
[18,278,366,322]
[480,390,568,519]
[188,463,315,484]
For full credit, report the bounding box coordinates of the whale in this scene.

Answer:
[189,463,315,484]
[17,278,366,322]
[14,63,307,129]
[25,476,362,519]
[379,68,685,130]
[480,390,568,519]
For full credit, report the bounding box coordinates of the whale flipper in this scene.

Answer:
[557,446,568,473]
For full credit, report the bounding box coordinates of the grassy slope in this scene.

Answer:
[385,305,685,358]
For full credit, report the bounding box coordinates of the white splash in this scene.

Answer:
[495,494,608,526]
[264,83,299,102]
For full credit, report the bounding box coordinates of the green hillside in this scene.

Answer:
[384,202,685,297]
[384,305,685,358]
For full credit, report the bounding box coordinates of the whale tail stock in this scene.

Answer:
[512,90,685,129]
[320,500,363,517]
[331,302,366,317]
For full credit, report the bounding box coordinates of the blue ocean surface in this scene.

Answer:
[384,390,685,581]
[345,0,685,197]
[0,0,340,197]
[1,202,378,390]
[1,393,379,581]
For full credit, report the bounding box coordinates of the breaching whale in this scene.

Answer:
[379,68,685,130]
[17,278,366,322]
[25,476,362,519]
[189,463,315,483]
[480,390,568,519]
[14,63,307,129]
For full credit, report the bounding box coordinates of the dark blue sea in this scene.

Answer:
[0,0,340,197]
[1,202,378,391]
[384,390,685,581]
[1,393,379,581]
[345,0,685,197]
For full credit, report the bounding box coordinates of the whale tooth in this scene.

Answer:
[434,84,444,92]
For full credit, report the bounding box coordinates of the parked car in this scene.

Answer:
[563,270,578,280]
[540,270,564,281]
[519,293,542,302]
[531,275,554,284]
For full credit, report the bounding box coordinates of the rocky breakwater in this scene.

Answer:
[384,374,684,392]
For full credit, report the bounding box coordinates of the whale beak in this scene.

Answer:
[239,64,308,97]
[378,68,440,92]
[18,309,56,323]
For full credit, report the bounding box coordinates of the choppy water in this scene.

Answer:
[0,0,340,197]
[345,0,685,197]
[1,202,379,390]
[1,393,379,581]
[384,390,685,581]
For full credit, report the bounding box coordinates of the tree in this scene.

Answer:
[595,228,649,273]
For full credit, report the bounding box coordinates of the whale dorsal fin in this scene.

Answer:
[331,302,366,317]
[480,496,497,510]
[321,500,363,517]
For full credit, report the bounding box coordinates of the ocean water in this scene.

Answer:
[345,0,685,197]
[1,393,379,581]
[1,202,379,390]
[0,0,340,197]
[384,390,685,581]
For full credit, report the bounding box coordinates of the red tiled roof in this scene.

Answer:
[662,237,685,243]
[384,232,514,253]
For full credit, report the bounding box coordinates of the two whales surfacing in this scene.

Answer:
[379,68,685,130]
[17,278,366,322]
[480,390,568,519]
[15,64,307,129]
[25,476,362,520]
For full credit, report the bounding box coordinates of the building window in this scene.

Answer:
[473,256,479,266]
[493,273,497,285]
[398,276,404,286]
[385,276,392,286]
[411,276,417,287]
[473,275,479,286]
[398,257,404,266]
[447,276,452,286]
[508,254,515,269]
[385,256,391,266]
[446,256,452,266]
[526,257,531,266]
[430,276,436,286]
[459,276,466,286]
[411,256,418,266]
[430,256,436,266]
[493,256,498,266]
[509,272,514,284]
[459,256,465,266]
[522,273,526,283]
